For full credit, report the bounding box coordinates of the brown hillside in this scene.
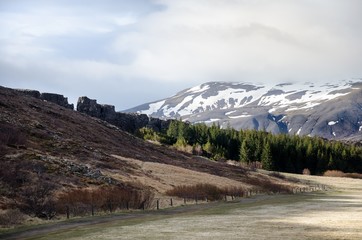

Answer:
[0,86,302,211]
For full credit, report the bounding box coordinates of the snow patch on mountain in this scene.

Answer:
[296,127,302,135]
[204,118,220,124]
[187,84,210,94]
[228,114,251,119]
[225,110,237,116]
[328,121,339,126]
[142,100,166,115]
[134,80,356,119]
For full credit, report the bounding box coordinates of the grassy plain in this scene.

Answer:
[8,173,361,240]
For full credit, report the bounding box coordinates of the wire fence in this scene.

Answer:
[61,184,329,219]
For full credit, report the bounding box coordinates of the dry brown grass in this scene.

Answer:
[323,170,362,179]
[110,155,252,194]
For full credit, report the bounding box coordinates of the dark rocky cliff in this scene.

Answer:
[16,89,74,110]
[13,89,170,134]
[77,96,170,133]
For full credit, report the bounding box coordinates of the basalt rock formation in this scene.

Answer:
[77,96,170,133]
[16,89,74,110]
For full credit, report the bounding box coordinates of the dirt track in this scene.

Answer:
[2,174,362,240]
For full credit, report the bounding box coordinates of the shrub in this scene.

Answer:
[0,209,25,227]
[19,181,57,220]
[192,144,203,156]
[223,186,246,198]
[57,186,155,216]
[245,177,293,194]
[0,123,26,148]
[302,168,311,175]
[323,170,362,179]
[344,173,362,179]
[57,189,94,216]
[239,161,262,171]
[173,143,193,154]
[166,184,246,201]
[136,127,160,142]
[323,170,345,177]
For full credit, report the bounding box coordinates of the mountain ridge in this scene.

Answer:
[125,79,362,142]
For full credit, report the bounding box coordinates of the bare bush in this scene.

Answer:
[0,145,6,156]
[19,181,57,220]
[0,160,31,191]
[166,184,246,201]
[0,123,26,148]
[246,177,292,194]
[223,186,247,198]
[239,161,262,171]
[344,173,362,179]
[324,170,362,179]
[57,186,155,217]
[173,144,193,154]
[323,170,345,177]
[303,168,311,175]
[0,209,25,227]
[57,189,93,216]
[192,144,203,156]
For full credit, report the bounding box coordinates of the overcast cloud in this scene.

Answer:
[1,0,361,110]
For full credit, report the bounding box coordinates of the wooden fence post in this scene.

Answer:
[109,201,112,213]
[66,205,70,219]
[157,199,159,210]
[170,198,173,207]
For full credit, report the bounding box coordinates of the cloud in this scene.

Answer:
[0,0,361,109]
[115,0,362,84]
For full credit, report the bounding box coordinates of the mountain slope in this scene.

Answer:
[125,79,362,141]
[0,86,300,214]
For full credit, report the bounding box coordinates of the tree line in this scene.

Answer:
[137,120,362,175]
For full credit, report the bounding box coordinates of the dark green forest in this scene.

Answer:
[137,120,362,175]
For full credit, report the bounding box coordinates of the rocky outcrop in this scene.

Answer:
[77,96,170,133]
[77,97,116,120]
[39,155,114,183]
[16,89,74,110]
[16,89,41,99]
[40,93,74,110]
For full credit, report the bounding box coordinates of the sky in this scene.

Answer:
[1,0,362,110]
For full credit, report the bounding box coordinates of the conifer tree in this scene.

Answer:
[261,142,273,170]
[240,140,251,163]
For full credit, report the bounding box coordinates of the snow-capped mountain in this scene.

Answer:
[125,79,362,141]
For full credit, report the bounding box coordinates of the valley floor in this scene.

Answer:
[2,174,362,240]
